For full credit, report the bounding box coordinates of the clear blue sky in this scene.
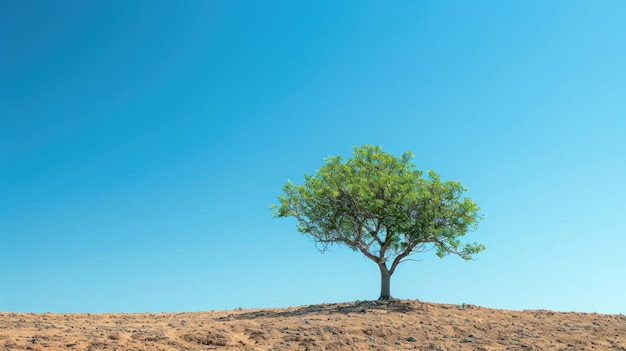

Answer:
[2,1,625,314]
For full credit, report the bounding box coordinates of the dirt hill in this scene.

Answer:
[1,299,625,350]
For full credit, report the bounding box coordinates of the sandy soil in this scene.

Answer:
[1,299,625,350]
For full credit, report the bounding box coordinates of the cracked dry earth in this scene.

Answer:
[2,299,626,350]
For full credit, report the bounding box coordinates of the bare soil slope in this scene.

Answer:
[2,299,625,350]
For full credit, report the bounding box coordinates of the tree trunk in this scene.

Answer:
[378,263,392,300]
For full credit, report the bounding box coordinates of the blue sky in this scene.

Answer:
[1,1,625,314]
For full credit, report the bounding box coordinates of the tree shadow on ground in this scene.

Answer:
[216,299,418,321]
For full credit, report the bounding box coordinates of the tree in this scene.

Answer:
[272,145,485,300]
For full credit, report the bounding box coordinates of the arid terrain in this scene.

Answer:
[1,299,625,350]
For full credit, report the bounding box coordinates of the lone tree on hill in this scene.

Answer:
[272,145,485,300]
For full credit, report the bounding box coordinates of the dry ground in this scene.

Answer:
[2,299,626,350]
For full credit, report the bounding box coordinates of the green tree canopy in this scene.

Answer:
[272,145,484,299]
